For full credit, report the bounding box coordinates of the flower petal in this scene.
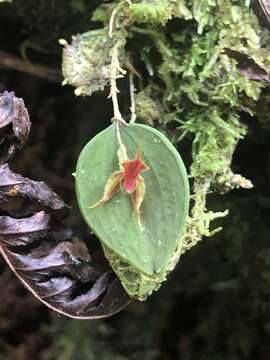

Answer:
[90,171,123,208]
[130,176,146,232]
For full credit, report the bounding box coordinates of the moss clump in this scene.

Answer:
[60,0,270,292]
[60,28,127,96]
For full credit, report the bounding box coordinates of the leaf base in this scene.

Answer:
[103,245,166,300]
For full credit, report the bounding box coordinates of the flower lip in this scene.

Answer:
[121,154,149,193]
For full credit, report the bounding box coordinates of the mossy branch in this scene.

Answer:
[61,0,264,273]
[181,178,229,255]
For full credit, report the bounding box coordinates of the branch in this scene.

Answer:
[0,50,61,83]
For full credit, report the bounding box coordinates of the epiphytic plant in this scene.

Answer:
[62,0,270,300]
[75,123,190,299]
[67,1,191,300]
[1,0,270,316]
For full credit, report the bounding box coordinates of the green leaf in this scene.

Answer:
[75,124,189,298]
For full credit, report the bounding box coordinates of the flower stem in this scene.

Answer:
[129,72,137,123]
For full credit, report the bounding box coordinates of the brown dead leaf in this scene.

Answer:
[0,91,130,319]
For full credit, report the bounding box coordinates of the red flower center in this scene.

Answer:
[121,158,149,193]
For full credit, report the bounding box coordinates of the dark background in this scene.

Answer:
[0,1,270,359]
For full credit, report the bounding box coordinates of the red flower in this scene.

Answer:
[90,148,149,231]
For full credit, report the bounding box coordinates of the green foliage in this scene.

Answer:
[75,124,189,299]
[129,1,267,243]
[134,89,162,125]
[61,0,270,296]
[128,0,192,23]
[1,0,270,357]
[129,1,174,24]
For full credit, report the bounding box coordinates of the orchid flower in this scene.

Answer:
[90,146,149,232]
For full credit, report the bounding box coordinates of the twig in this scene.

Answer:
[109,4,121,38]
[108,42,126,124]
[108,40,127,158]
[108,2,130,156]
[129,72,137,123]
[0,50,61,83]
[109,0,132,38]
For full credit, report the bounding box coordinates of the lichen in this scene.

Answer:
[60,28,127,96]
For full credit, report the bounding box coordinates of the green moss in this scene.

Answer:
[129,1,174,25]
[60,0,270,293]
[1,0,269,357]
[129,1,267,243]
[135,89,162,125]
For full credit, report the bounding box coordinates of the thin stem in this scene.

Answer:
[116,121,128,162]
[0,50,61,83]
[108,1,130,154]
[131,26,172,58]
[130,26,156,36]
[108,41,126,125]
[109,0,131,38]
[109,4,121,38]
[129,72,137,123]
[108,41,127,157]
